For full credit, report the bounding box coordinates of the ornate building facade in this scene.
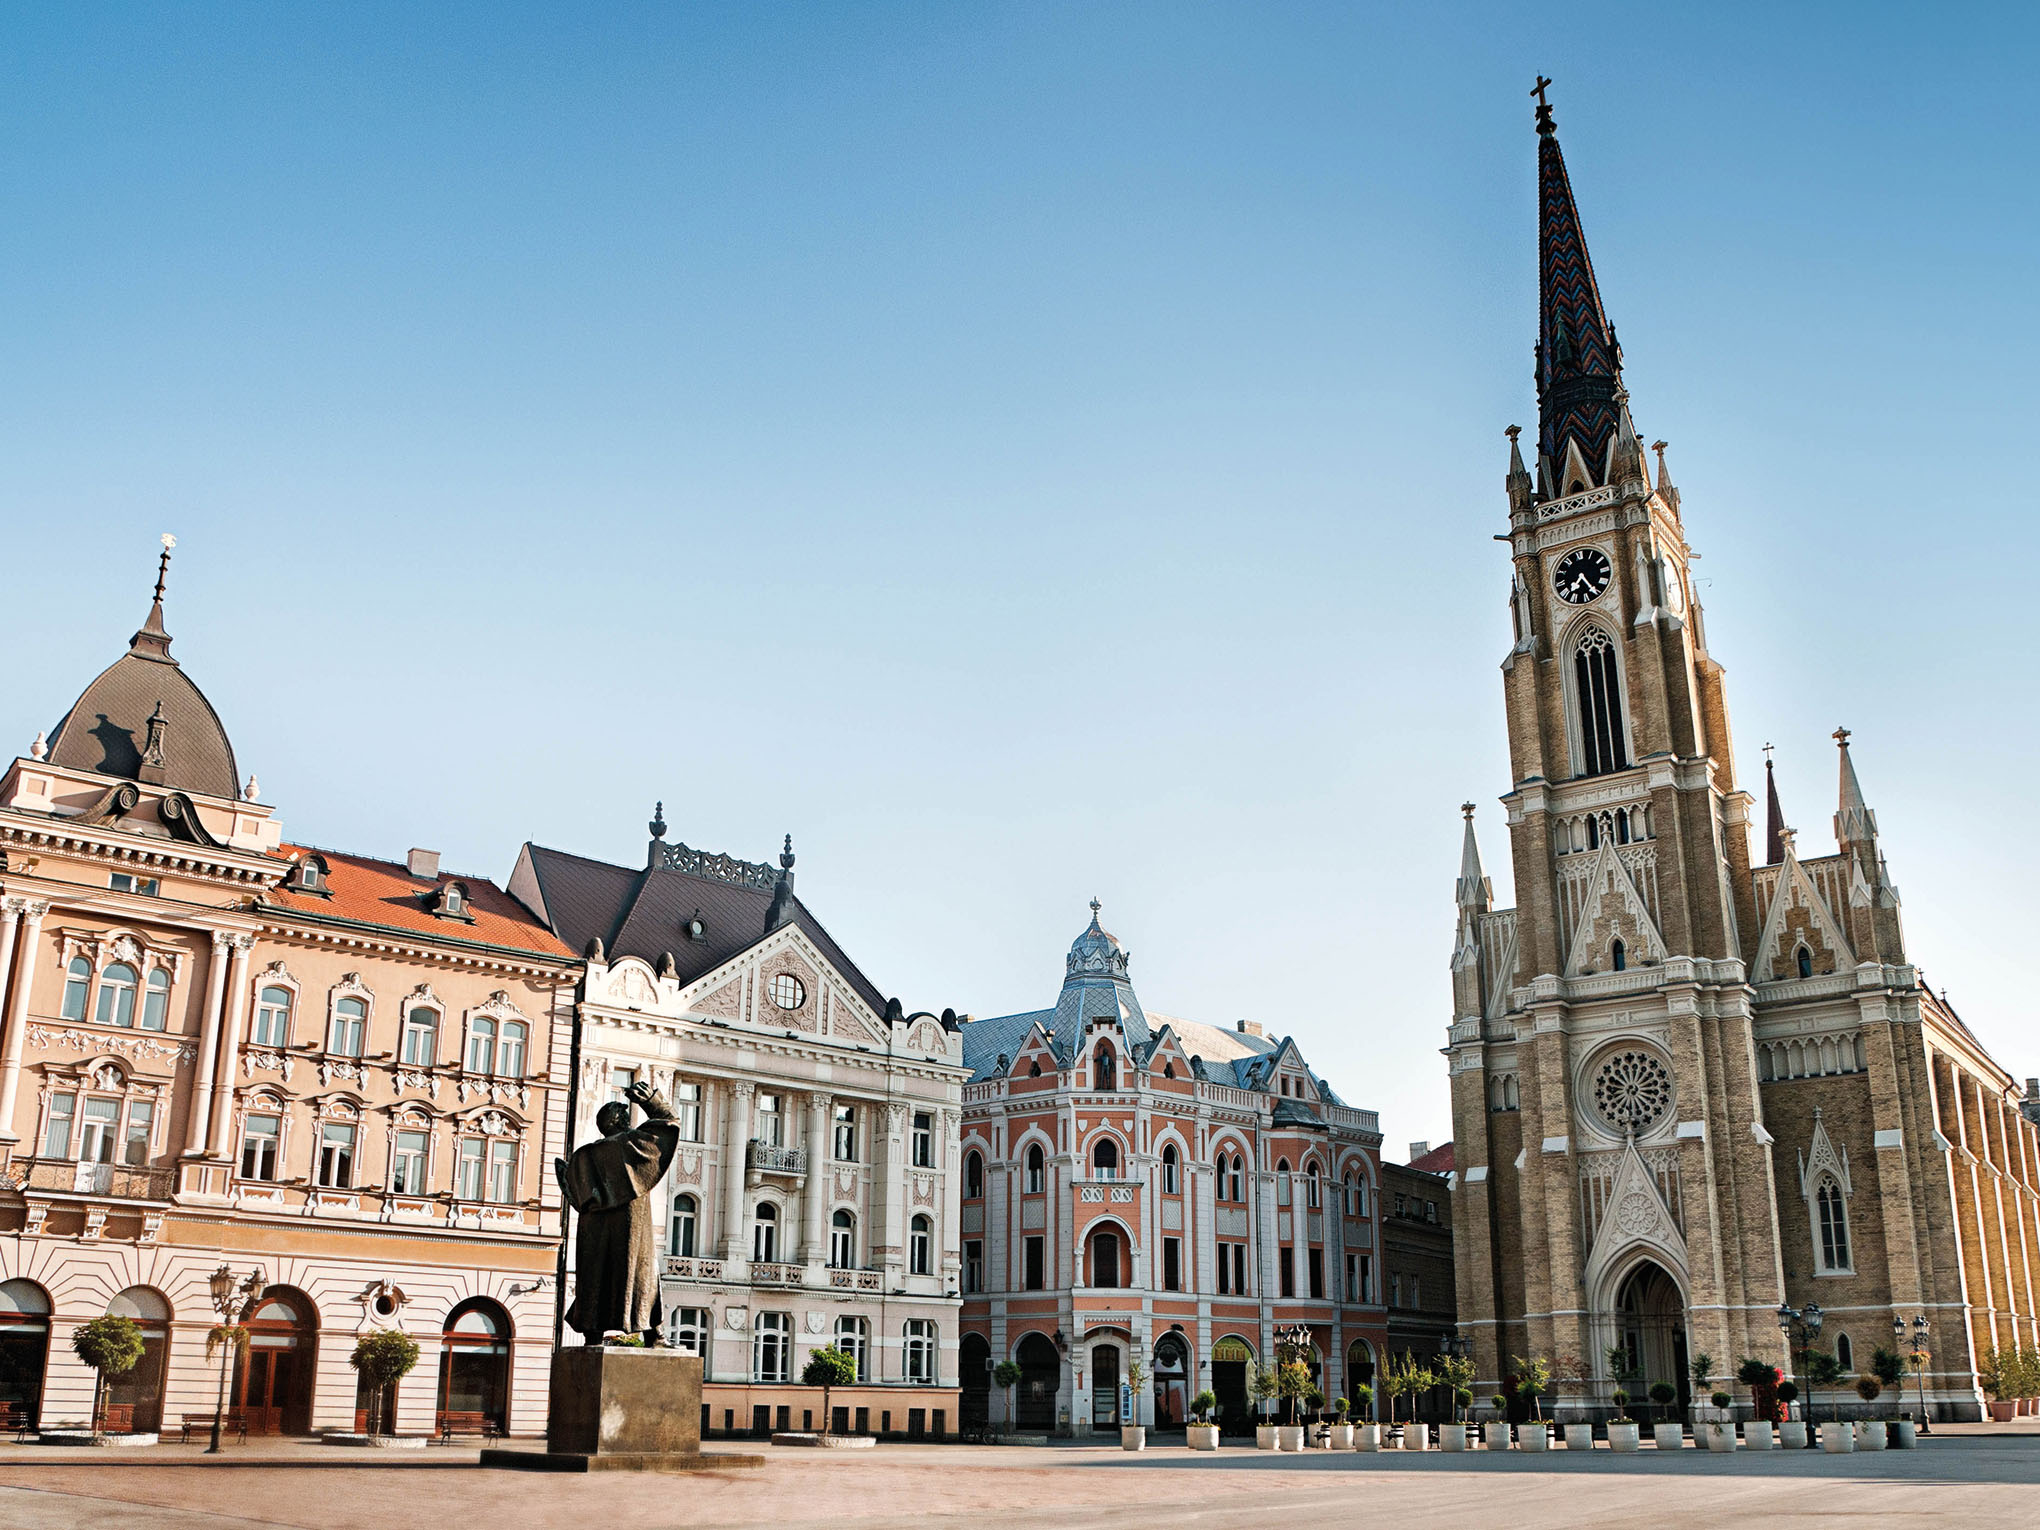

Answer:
[509,821,967,1439]
[958,907,1386,1436]
[1447,93,2040,1420]
[0,547,577,1435]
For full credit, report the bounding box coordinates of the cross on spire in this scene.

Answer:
[1532,74,1555,135]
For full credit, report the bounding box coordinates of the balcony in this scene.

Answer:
[747,1140,807,1175]
[828,1268,883,1293]
[20,1160,175,1201]
[749,1261,804,1287]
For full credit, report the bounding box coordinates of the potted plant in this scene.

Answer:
[1686,1352,1713,1420]
[1399,1357,1436,1450]
[1484,1392,1511,1450]
[71,1315,146,1441]
[1186,1389,1220,1451]
[1552,1352,1593,1450]
[1805,1351,1851,1452]
[1607,1390,1640,1452]
[1120,1357,1148,1451]
[1776,1381,1806,1448]
[1352,1384,1380,1451]
[1327,1395,1354,1450]
[1275,1360,1311,1451]
[1978,1345,2016,1424]
[1436,1352,1474,1451]
[1853,1377,1887,1451]
[1251,1365,1280,1449]
[1513,1354,1551,1450]
[1737,1358,1779,1450]
[1648,1382,1681,1449]
[1704,1391,1736,1452]
[1870,1347,1911,1448]
[992,1360,1023,1435]
[349,1328,421,1438]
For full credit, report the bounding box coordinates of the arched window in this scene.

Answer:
[1093,1047,1116,1091]
[669,1193,697,1257]
[752,1202,779,1263]
[466,1017,496,1074]
[96,963,138,1028]
[1090,1229,1122,1288]
[831,1208,855,1268]
[1161,1144,1179,1195]
[401,1008,438,1066]
[834,1315,869,1379]
[497,1021,527,1078]
[1306,1164,1322,1209]
[254,986,292,1047]
[1817,1179,1851,1271]
[1227,1153,1244,1203]
[438,1299,511,1436]
[1092,1138,1119,1180]
[62,957,92,1021]
[1611,939,1627,972]
[1797,945,1814,980]
[909,1214,933,1275]
[964,1150,984,1200]
[752,1311,790,1382]
[330,996,367,1057]
[1835,1333,1854,1372]
[1573,627,1628,777]
[1025,1143,1045,1194]
[1276,1158,1291,1206]
[140,969,172,1031]
[903,1319,937,1383]
[106,1286,172,1432]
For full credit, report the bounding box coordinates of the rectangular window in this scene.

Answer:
[833,1104,857,1162]
[608,1067,636,1103]
[317,1123,356,1188]
[79,1098,119,1163]
[835,1318,869,1381]
[903,1320,936,1384]
[487,1140,517,1202]
[1279,1246,1295,1298]
[401,1009,437,1066]
[44,1092,76,1158]
[240,1114,280,1180]
[253,987,291,1047]
[1344,1253,1358,1303]
[1389,1274,1401,1308]
[754,1313,791,1382]
[123,1100,153,1166]
[911,1112,933,1168]
[1360,1255,1372,1304]
[756,1093,782,1146]
[1162,1237,1181,1292]
[1409,1276,1421,1309]
[1426,1200,1437,1224]
[108,871,160,896]
[1308,1247,1325,1300]
[1023,1235,1045,1291]
[391,1130,429,1194]
[963,1240,983,1294]
[1232,1243,1248,1295]
[456,1138,485,1201]
[672,1081,701,1142]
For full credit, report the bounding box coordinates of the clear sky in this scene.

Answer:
[3,4,2036,1159]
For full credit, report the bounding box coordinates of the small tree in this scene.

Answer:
[1976,1344,2007,1403]
[349,1329,420,1436]
[1805,1348,1844,1427]
[1437,1353,1476,1422]
[1191,1388,1217,1424]
[1277,1361,1312,1425]
[1350,1382,1373,1423]
[1855,1376,1883,1413]
[1249,1364,1279,1425]
[992,1360,1023,1431]
[1737,1357,1783,1423]
[801,1345,859,1436]
[1710,1390,1731,1413]
[72,1315,145,1437]
[1647,1381,1678,1426]
[1687,1352,1714,1420]
[1871,1347,1907,1394]
[1512,1355,1552,1422]
[1610,1389,1631,1423]
[1124,1357,1147,1428]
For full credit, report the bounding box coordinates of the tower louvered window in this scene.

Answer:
[1574,627,1628,776]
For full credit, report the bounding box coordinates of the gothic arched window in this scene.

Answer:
[1611,939,1627,972]
[1573,627,1628,777]
[1817,1178,1851,1271]
[1797,945,1814,979]
[1025,1143,1044,1194]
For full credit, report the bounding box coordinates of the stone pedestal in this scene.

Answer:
[481,1347,762,1472]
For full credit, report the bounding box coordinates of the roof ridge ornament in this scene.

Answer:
[129,533,178,662]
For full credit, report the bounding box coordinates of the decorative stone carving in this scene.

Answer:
[1591,1049,1673,1135]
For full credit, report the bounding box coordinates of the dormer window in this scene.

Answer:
[429,880,474,922]
[293,855,331,897]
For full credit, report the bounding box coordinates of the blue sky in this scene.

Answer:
[3,4,2036,1155]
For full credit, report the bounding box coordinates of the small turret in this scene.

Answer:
[1763,746,1786,866]
[1506,424,1534,514]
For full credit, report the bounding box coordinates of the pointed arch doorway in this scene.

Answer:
[1614,1260,1689,1416]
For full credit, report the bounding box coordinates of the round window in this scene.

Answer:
[770,973,805,1011]
[1592,1049,1673,1135]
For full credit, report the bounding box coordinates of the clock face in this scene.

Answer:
[1553,546,1613,605]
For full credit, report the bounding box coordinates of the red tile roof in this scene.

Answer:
[269,844,574,961]
[1407,1141,1456,1175]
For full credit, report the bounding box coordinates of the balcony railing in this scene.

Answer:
[829,1268,883,1293]
[750,1261,804,1287]
[747,1140,807,1174]
[20,1160,176,1201]
[664,1256,726,1282]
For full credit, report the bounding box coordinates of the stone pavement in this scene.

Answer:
[0,1433,2036,1530]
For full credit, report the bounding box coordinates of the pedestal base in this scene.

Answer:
[481,1447,764,1473]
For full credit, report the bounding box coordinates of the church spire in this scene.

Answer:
[129,534,178,663]
[1456,802,1491,914]
[1764,746,1786,866]
[1532,80,1624,499]
[1833,727,1878,853]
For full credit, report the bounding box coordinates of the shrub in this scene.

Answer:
[1855,1377,1882,1403]
[1350,1383,1373,1419]
[349,1329,421,1436]
[1647,1381,1677,1422]
[71,1315,145,1436]
[1736,1357,1776,1388]
[1776,1380,1799,1403]
[1191,1389,1217,1423]
[1489,1392,1508,1415]
[1332,1396,1349,1420]
[802,1346,859,1435]
[1711,1391,1731,1410]
[1611,1389,1631,1421]
[1871,1348,1907,1387]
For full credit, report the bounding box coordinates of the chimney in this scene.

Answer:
[407,848,441,880]
[1235,1020,1263,1037]
[1409,1141,1430,1160]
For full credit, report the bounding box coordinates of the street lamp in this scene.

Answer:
[1776,1302,1823,1449]
[205,1265,264,1454]
[1896,1314,1932,1435]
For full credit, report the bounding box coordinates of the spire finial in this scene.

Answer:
[129,534,178,660]
[1089,897,1101,918]
[1505,424,1521,444]
[780,833,795,871]
[1532,75,1555,136]
[1833,726,1852,747]
[1763,744,1787,866]
[649,800,667,839]
[1461,801,1476,819]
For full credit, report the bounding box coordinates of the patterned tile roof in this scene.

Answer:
[1534,100,1623,488]
[269,844,573,960]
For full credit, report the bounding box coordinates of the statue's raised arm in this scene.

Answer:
[561,1084,682,1343]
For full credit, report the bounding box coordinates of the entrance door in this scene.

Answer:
[232,1290,316,1434]
[1091,1345,1120,1429]
[1615,1261,1688,1423]
[0,1280,51,1430]
[1014,1333,1058,1432]
[959,1335,990,1430]
[1211,1337,1252,1434]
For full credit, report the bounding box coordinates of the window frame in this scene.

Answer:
[670,1193,698,1257]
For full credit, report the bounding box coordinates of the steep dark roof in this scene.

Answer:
[511,840,888,1014]
[1534,92,1624,490]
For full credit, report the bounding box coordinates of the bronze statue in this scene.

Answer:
[557,1080,680,1343]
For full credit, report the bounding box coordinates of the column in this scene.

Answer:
[0,900,51,1140]
[207,936,255,1158]
[719,1080,755,1261]
[876,1101,905,1278]
[184,931,232,1154]
[803,1091,831,1265]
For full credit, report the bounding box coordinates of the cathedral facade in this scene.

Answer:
[1446,92,2040,1421]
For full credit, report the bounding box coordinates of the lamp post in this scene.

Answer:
[1776,1302,1823,1449]
[206,1265,263,1455]
[1897,1314,1932,1435]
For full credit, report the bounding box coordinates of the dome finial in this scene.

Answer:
[130,534,178,660]
[780,834,796,872]
[649,800,667,840]
[1089,897,1101,917]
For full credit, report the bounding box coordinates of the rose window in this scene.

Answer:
[1592,1050,1672,1134]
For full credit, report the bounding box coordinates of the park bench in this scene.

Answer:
[178,1412,250,1445]
[431,1411,501,1445]
[0,1403,34,1443]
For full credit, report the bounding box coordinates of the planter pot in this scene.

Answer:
[1354,1423,1381,1452]
[1704,1422,1736,1453]
[1779,1421,1807,1449]
[1484,1421,1511,1450]
[1256,1425,1279,1450]
[1438,1423,1469,1452]
[1987,1401,2016,1423]
[1820,1421,1855,1454]
[1743,1421,1775,1451]
[1890,1420,1917,1449]
[1856,1421,1886,1452]
[1653,1423,1684,1451]
[1121,1426,1146,1452]
[1277,1426,1305,1452]
[1608,1422,1641,1453]
[1519,1423,1549,1451]
[1327,1424,1354,1449]
[1404,1423,1430,1452]
[1185,1424,1220,1452]
[1564,1423,1594,1451]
